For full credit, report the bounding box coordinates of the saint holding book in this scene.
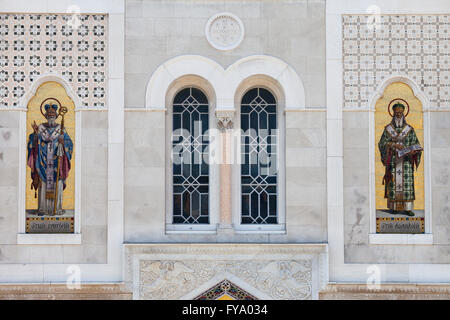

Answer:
[378,100,422,216]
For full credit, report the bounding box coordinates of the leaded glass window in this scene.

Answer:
[240,88,278,224]
[172,87,209,224]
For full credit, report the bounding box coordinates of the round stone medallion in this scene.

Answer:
[205,12,244,51]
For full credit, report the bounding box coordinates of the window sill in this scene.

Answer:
[233,224,286,234]
[17,233,81,245]
[165,224,217,234]
[369,233,433,245]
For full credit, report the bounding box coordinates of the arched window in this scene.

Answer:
[172,87,210,224]
[240,88,278,224]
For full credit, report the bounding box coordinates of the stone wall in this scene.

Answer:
[123,0,328,244]
[343,111,450,263]
[0,111,108,264]
[284,111,327,242]
[430,112,450,244]
[319,284,450,300]
[342,13,450,264]
[343,111,370,250]
[0,11,110,265]
[125,0,326,108]
[124,110,328,243]
[124,111,166,242]
[0,284,131,300]
[0,112,20,246]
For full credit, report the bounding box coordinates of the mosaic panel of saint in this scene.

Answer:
[25,81,76,233]
[374,82,425,234]
[27,102,73,216]
[378,100,422,216]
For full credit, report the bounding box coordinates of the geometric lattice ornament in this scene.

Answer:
[0,13,107,108]
[172,87,209,223]
[194,280,258,300]
[240,88,278,224]
[343,15,449,109]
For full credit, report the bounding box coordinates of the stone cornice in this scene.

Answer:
[124,243,328,256]
[0,283,132,299]
[320,283,450,297]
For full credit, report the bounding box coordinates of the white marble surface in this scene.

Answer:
[327,0,450,283]
[0,0,124,283]
[124,243,328,300]
[125,0,325,108]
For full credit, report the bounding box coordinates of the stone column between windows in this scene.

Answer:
[216,111,234,228]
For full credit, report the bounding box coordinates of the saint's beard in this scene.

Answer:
[394,115,404,127]
[47,116,56,127]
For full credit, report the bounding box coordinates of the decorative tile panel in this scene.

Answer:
[343,15,449,109]
[0,13,107,108]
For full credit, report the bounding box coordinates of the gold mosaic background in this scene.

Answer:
[375,82,424,210]
[26,81,75,210]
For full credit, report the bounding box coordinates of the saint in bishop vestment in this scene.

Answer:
[378,103,422,216]
[27,104,73,216]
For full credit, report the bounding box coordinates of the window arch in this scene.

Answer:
[165,76,219,233]
[172,87,210,224]
[240,88,278,224]
[233,85,285,232]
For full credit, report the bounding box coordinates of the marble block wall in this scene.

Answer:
[0,11,110,265]
[284,111,327,242]
[125,0,326,108]
[342,13,450,264]
[343,111,450,263]
[430,112,450,245]
[124,110,328,243]
[0,112,20,245]
[0,111,108,264]
[124,111,166,242]
[123,0,328,244]
[343,111,370,249]
[77,111,108,263]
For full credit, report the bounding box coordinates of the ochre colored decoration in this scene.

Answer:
[194,280,257,300]
[217,294,235,300]
[376,217,424,234]
[26,216,74,233]
[375,82,424,210]
[26,81,75,212]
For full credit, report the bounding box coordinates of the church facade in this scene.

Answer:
[0,0,449,299]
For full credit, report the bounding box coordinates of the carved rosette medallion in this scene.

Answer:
[205,13,244,51]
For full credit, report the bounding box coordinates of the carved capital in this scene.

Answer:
[216,110,235,131]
